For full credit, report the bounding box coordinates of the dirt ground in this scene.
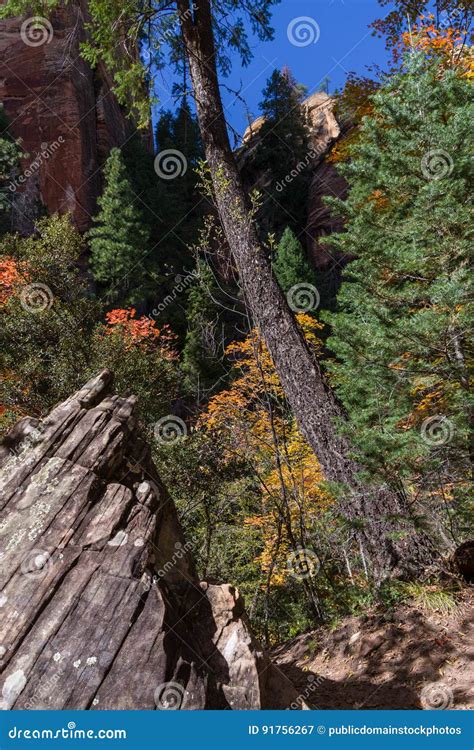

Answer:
[272,589,473,710]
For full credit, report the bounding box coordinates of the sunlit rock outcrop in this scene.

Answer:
[0,371,301,710]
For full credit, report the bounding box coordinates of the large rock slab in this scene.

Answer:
[0,371,301,710]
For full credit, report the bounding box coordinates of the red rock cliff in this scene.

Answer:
[0,2,137,233]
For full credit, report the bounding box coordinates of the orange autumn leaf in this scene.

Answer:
[199,314,332,586]
[400,19,473,77]
[0,257,28,305]
[103,307,178,357]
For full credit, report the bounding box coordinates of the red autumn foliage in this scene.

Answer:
[103,307,178,358]
[0,257,27,305]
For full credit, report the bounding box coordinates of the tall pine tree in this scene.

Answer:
[88,148,149,304]
[150,99,205,338]
[154,98,203,254]
[0,104,21,235]
[324,54,473,537]
[242,68,311,236]
[273,226,314,295]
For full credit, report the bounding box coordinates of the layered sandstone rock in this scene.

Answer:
[242,91,339,149]
[0,3,135,233]
[0,371,301,710]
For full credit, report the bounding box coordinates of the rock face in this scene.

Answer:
[0,3,136,233]
[305,159,350,306]
[241,91,340,148]
[241,92,349,275]
[302,94,349,276]
[0,371,300,710]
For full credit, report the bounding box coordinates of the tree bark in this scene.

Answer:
[178,0,435,580]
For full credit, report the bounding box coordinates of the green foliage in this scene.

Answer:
[154,99,204,248]
[182,260,223,389]
[323,55,473,533]
[121,133,160,231]
[0,0,279,129]
[156,100,203,175]
[401,582,458,614]
[150,100,205,337]
[0,104,22,231]
[273,226,314,295]
[377,579,460,614]
[179,206,247,395]
[0,215,179,431]
[242,68,311,236]
[259,68,307,124]
[118,102,206,341]
[1,215,99,424]
[87,147,149,303]
[89,321,179,425]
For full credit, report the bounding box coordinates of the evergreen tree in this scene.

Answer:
[243,68,311,236]
[149,100,205,339]
[324,54,473,534]
[182,260,227,391]
[0,104,21,234]
[154,98,203,252]
[122,132,160,231]
[88,147,149,303]
[272,226,314,294]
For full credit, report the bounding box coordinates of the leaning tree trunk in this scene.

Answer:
[178,0,436,580]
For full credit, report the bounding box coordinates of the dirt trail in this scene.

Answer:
[272,590,473,710]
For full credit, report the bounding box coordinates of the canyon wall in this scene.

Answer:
[0,2,136,233]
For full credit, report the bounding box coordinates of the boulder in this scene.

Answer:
[0,371,301,710]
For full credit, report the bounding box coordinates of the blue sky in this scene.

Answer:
[221,0,392,140]
[153,0,393,142]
